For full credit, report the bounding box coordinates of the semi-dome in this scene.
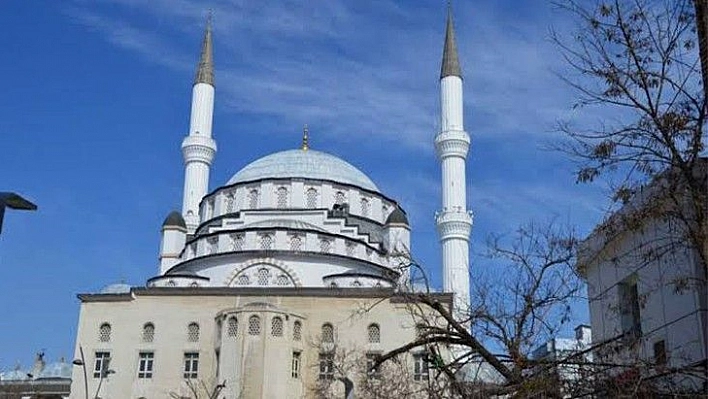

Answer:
[227,149,379,192]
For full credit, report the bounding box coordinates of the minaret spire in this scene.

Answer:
[194,12,214,86]
[441,3,462,79]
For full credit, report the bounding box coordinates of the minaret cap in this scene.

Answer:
[194,14,214,86]
[440,5,462,79]
[301,124,309,151]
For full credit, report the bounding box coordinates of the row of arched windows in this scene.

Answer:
[219,187,375,215]
[97,322,200,343]
[320,323,380,344]
[222,316,303,340]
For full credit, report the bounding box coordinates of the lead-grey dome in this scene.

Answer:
[227,149,379,192]
[163,211,186,228]
[385,206,409,225]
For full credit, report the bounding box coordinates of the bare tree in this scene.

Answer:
[168,379,227,399]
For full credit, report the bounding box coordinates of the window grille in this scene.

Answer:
[257,268,270,285]
[318,353,335,380]
[352,280,362,287]
[167,279,176,287]
[226,194,235,213]
[142,323,155,343]
[187,323,200,342]
[291,352,301,378]
[248,189,259,209]
[366,247,373,259]
[290,235,303,251]
[183,353,199,379]
[368,324,381,343]
[321,323,334,343]
[276,187,288,208]
[366,352,382,379]
[360,197,370,217]
[227,317,238,337]
[93,352,110,378]
[208,237,218,254]
[334,191,345,205]
[319,238,332,253]
[382,204,389,218]
[189,243,197,257]
[306,188,318,208]
[260,234,273,250]
[345,242,355,256]
[190,282,199,288]
[413,353,429,381]
[248,315,261,335]
[137,352,154,379]
[329,282,338,288]
[98,323,111,342]
[293,321,302,341]
[374,282,383,288]
[276,274,290,286]
[271,317,284,337]
[231,234,244,251]
[237,274,250,286]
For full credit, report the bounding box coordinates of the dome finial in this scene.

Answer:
[301,124,309,151]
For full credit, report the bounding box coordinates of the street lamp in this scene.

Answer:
[72,346,89,399]
[0,192,37,235]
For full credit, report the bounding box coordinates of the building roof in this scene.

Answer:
[227,149,379,192]
[162,211,187,228]
[385,206,409,225]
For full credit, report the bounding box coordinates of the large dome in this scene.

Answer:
[227,149,379,192]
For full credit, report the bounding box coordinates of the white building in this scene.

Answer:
[578,162,707,393]
[529,325,593,397]
[69,9,474,399]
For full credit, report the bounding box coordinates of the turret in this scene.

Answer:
[159,211,187,274]
[435,6,472,314]
[181,16,217,232]
[384,206,411,288]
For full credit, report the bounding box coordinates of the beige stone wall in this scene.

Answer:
[69,289,447,399]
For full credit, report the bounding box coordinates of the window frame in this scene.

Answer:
[137,351,154,379]
[93,352,111,379]
[183,352,199,379]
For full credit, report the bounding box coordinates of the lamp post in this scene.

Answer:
[93,368,114,399]
[0,192,37,236]
[72,346,89,399]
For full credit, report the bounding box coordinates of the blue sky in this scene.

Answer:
[0,0,607,368]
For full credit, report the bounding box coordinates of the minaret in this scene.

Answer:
[435,6,472,314]
[181,16,217,232]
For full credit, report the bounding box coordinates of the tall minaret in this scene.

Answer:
[181,16,217,232]
[435,6,472,314]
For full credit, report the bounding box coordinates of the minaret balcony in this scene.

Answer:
[182,135,217,164]
[434,129,470,159]
[435,208,473,240]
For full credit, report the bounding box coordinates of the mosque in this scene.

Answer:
[68,7,472,399]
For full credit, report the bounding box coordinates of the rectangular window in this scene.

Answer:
[138,352,154,379]
[413,353,429,381]
[291,351,301,378]
[93,352,111,378]
[366,352,381,379]
[618,276,642,337]
[653,340,667,368]
[318,352,334,380]
[183,352,199,379]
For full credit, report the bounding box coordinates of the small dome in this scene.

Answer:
[37,362,72,380]
[0,369,29,381]
[162,211,186,229]
[100,283,131,294]
[385,206,409,225]
[227,149,379,192]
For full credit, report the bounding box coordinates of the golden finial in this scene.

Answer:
[302,124,309,151]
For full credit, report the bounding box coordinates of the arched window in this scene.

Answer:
[293,321,302,341]
[190,282,199,288]
[167,279,176,287]
[321,323,334,343]
[237,274,250,286]
[98,323,111,342]
[231,234,244,251]
[248,189,259,209]
[226,194,235,213]
[257,268,270,286]
[207,237,218,254]
[352,280,362,287]
[345,241,356,256]
[276,274,290,286]
[142,323,155,343]
[368,324,381,343]
[248,315,261,335]
[329,281,338,288]
[319,238,332,253]
[227,317,238,337]
[290,235,303,251]
[306,188,318,208]
[360,197,370,217]
[260,234,273,250]
[276,187,288,208]
[334,191,345,205]
[187,322,200,342]
[271,317,284,337]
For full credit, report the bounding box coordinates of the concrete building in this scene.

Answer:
[69,8,473,399]
[578,161,707,393]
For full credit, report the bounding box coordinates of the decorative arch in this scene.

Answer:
[224,258,302,287]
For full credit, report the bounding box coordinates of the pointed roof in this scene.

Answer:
[194,15,214,86]
[440,6,462,79]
